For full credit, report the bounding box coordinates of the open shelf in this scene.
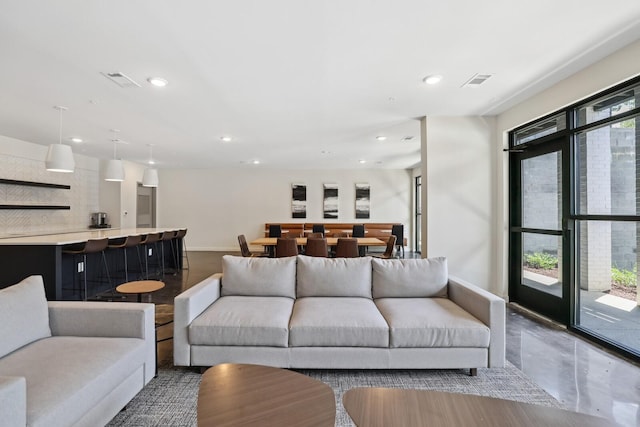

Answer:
[0,205,71,210]
[0,178,71,190]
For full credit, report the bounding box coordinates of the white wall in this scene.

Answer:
[98,160,148,228]
[495,39,640,298]
[0,135,99,236]
[423,116,497,292]
[157,168,413,250]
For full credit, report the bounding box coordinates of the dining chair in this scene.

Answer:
[268,224,282,238]
[238,235,269,257]
[307,232,323,239]
[334,238,359,258]
[352,224,366,256]
[352,224,365,237]
[391,224,405,258]
[328,232,348,257]
[372,235,397,259]
[304,238,328,257]
[275,238,298,257]
[312,224,325,236]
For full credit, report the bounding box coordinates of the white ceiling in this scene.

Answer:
[1,1,639,170]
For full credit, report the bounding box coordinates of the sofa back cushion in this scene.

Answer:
[0,275,51,358]
[221,255,297,298]
[297,255,372,298]
[372,257,448,298]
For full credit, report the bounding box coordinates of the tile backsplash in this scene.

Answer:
[0,152,99,237]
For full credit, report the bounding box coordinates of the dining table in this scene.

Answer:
[250,237,386,247]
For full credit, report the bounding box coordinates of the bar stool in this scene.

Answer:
[141,232,163,279]
[108,234,143,283]
[174,228,190,270]
[63,238,111,300]
[161,230,177,275]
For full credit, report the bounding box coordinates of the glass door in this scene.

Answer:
[573,104,640,355]
[510,139,572,323]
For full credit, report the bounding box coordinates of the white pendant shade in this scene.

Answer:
[45,143,75,173]
[104,159,125,181]
[142,168,159,187]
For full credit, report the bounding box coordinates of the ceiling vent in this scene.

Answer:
[462,73,493,88]
[101,72,141,88]
[401,136,414,142]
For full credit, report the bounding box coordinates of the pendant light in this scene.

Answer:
[142,144,159,187]
[104,129,125,182]
[45,106,75,173]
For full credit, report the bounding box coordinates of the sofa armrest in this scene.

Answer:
[448,276,505,368]
[0,376,26,427]
[174,273,222,366]
[48,301,156,384]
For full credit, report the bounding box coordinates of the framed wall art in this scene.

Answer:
[355,183,370,219]
[323,183,338,219]
[291,183,307,218]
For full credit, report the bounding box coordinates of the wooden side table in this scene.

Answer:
[115,280,164,302]
[198,364,335,427]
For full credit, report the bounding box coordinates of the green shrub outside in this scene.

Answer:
[524,252,558,270]
[611,266,637,288]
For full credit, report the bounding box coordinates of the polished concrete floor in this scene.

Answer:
[152,251,640,427]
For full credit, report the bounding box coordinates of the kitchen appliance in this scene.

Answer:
[90,212,110,228]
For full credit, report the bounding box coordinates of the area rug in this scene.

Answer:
[107,362,563,426]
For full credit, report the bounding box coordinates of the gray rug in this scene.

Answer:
[108,362,563,426]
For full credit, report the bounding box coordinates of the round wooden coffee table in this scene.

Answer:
[198,363,335,427]
[115,280,164,302]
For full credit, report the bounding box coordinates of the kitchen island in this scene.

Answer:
[0,227,185,300]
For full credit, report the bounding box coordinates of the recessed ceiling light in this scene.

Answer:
[70,137,83,143]
[147,77,168,87]
[220,136,233,142]
[252,160,260,165]
[148,160,156,165]
[359,159,367,164]
[376,136,387,141]
[423,75,443,85]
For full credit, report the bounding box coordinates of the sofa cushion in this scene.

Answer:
[289,297,389,347]
[0,336,146,427]
[375,298,490,348]
[297,255,372,298]
[189,296,294,347]
[372,257,448,298]
[0,275,51,359]
[221,255,296,298]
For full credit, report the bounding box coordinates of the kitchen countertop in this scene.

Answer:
[0,227,184,246]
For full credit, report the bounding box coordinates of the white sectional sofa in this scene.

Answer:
[0,276,156,427]
[174,255,505,373]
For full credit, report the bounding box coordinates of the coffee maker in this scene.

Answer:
[90,212,110,229]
